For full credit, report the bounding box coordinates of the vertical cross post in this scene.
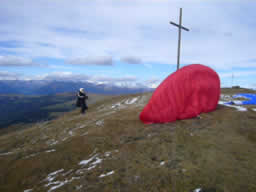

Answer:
[170,8,189,71]
[177,8,182,71]
[232,73,234,87]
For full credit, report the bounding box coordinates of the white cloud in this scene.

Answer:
[67,56,113,66]
[0,0,256,77]
[90,75,137,83]
[220,71,256,78]
[33,72,89,81]
[29,71,139,86]
[121,56,142,64]
[0,71,21,80]
[0,55,42,67]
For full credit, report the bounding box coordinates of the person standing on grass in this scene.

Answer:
[76,88,88,114]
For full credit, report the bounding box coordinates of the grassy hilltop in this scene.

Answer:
[0,89,256,192]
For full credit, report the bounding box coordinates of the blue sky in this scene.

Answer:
[0,0,256,88]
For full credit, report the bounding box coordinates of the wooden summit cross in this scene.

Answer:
[170,8,190,70]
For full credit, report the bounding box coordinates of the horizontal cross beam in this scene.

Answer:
[169,21,189,32]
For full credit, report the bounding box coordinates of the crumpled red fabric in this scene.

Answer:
[140,64,220,124]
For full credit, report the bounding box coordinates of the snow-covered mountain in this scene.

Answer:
[0,80,154,95]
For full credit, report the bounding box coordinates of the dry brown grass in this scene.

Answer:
[0,90,256,192]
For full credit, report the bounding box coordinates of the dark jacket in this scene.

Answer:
[76,91,88,107]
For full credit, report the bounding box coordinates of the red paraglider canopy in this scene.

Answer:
[140,64,220,124]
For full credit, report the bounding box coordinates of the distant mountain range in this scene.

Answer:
[0,80,154,95]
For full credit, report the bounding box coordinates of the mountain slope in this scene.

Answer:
[0,93,112,131]
[0,89,256,192]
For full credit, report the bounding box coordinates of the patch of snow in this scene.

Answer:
[232,100,243,105]
[81,132,88,136]
[46,169,64,183]
[160,161,165,166]
[91,157,103,165]
[45,172,79,191]
[47,180,68,192]
[218,101,225,105]
[48,169,64,177]
[218,101,247,111]
[233,95,250,99]
[0,152,14,156]
[104,152,111,157]
[75,168,86,175]
[79,125,86,129]
[96,120,104,126]
[46,177,80,192]
[51,141,58,145]
[137,95,148,106]
[79,154,97,166]
[79,154,103,171]
[193,188,202,192]
[111,102,121,109]
[99,170,115,178]
[220,94,232,100]
[62,169,73,176]
[45,181,60,187]
[69,131,73,136]
[24,153,39,159]
[87,165,96,170]
[62,137,68,141]
[45,149,56,153]
[252,108,256,112]
[78,152,107,173]
[125,97,138,105]
[47,140,59,146]
[24,189,33,192]
[230,105,247,111]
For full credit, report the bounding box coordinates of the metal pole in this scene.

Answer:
[177,8,182,70]
[232,73,234,87]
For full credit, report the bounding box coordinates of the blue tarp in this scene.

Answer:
[226,93,256,105]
